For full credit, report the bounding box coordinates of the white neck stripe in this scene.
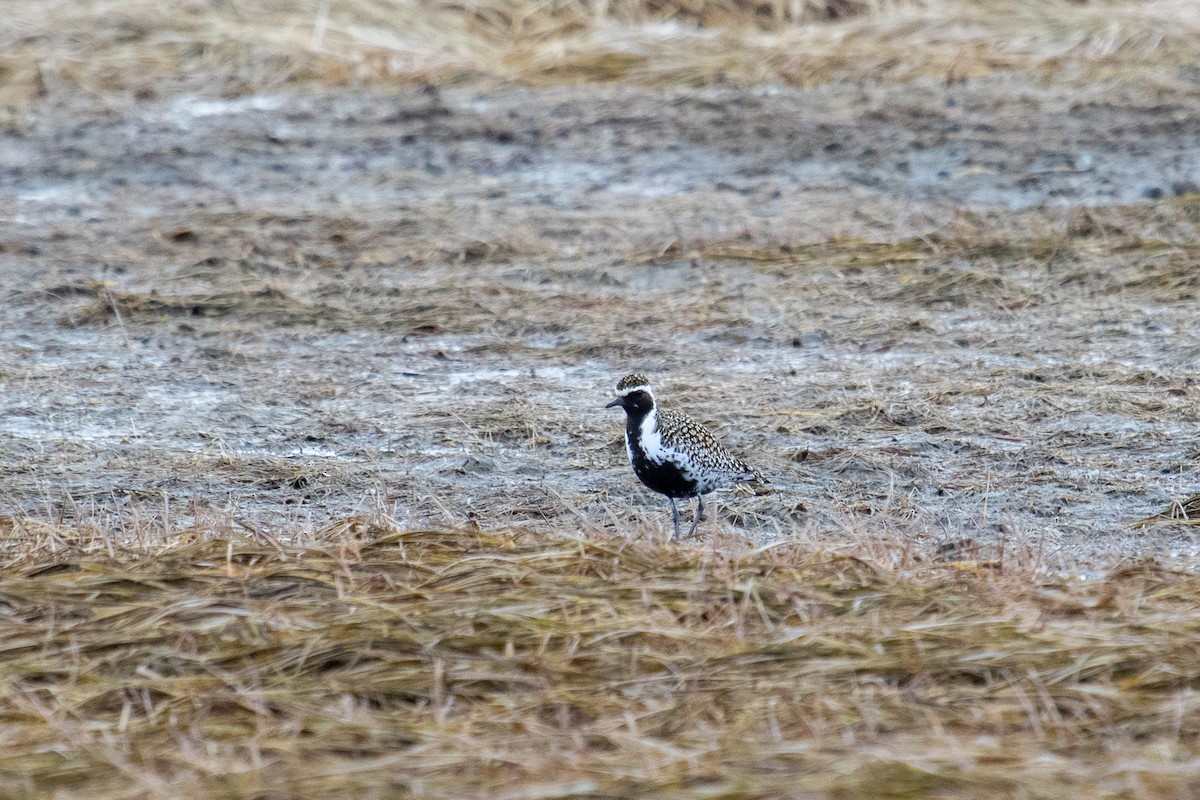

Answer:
[637,407,669,463]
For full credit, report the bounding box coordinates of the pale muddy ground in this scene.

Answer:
[3,76,1200,571]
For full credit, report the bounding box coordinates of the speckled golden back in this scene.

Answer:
[656,406,766,483]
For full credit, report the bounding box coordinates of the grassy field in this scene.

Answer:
[6,0,1200,797]
[4,518,1200,798]
[4,0,1200,102]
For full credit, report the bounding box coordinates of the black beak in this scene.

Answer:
[605,397,623,409]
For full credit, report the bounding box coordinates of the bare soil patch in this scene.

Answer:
[5,77,1200,568]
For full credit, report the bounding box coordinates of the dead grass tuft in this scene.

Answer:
[431,0,906,46]
[4,0,1199,100]
[53,283,589,337]
[701,237,931,272]
[2,517,1200,796]
[1132,494,1200,529]
[59,286,339,328]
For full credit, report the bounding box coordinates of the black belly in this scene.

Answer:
[628,438,699,499]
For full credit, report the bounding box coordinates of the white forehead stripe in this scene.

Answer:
[617,384,651,397]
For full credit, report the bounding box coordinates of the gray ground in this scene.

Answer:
[3,76,1200,570]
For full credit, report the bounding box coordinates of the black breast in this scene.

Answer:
[626,427,698,499]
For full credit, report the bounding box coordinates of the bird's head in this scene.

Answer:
[605,373,655,415]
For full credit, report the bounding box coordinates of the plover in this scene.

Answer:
[606,373,767,539]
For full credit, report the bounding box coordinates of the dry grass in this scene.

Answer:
[6,7,1200,790]
[2,516,1200,797]
[4,0,1199,101]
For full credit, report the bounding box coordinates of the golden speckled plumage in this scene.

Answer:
[655,407,766,485]
[616,373,650,391]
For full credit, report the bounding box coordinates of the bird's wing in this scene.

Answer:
[657,407,765,481]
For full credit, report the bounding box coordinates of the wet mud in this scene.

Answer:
[3,76,1200,569]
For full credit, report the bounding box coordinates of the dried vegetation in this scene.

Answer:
[4,518,1200,798]
[4,0,1200,101]
[7,0,1200,795]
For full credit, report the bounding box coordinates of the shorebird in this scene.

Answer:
[606,373,766,539]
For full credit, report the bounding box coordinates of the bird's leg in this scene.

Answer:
[686,495,704,538]
[669,497,681,541]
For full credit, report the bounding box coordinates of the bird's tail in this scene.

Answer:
[737,467,769,484]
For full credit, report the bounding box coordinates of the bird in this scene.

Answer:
[605,373,767,539]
